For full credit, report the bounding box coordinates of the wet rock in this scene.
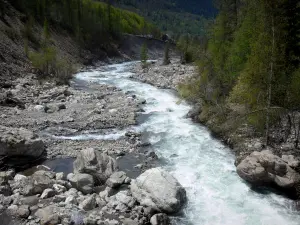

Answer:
[67,173,94,194]
[79,194,97,211]
[106,171,127,188]
[237,150,300,189]
[0,126,45,158]
[130,168,186,213]
[74,148,117,185]
[150,214,170,225]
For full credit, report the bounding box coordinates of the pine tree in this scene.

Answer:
[163,42,171,65]
[141,43,148,68]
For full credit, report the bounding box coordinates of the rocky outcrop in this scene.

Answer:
[237,150,300,190]
[0,126,45,158]
[74,148,117,185]
[130,168,186,213]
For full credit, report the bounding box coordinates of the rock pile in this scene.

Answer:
[0,148,186,225]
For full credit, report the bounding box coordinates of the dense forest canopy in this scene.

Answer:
[180,0,300,143]
[102,0,216,35]
[9,0,159,48]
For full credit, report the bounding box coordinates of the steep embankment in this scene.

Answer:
[0,0,164,85]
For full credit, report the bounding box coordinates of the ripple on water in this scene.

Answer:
[74,62,300,225]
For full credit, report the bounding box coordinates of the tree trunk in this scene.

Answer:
[265,15,275,146]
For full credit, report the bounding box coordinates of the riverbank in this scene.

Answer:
[0,61,181,225]
[131,59,300,200]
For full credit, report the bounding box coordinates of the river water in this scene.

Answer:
[75,62,300,225]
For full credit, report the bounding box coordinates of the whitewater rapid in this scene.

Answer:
[75,62,300,225]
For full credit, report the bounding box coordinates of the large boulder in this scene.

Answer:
[73,148,117,185]
[237,150,300,189]
[130,168,186,213]
[67,173,94,194]
[0,126,45,158]
[16,171,54,196]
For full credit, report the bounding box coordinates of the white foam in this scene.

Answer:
[75,62,300,225]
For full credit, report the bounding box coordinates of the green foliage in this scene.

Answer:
[140,43,148,68]
[29,46,74,84]
[111,0,215,35]
[179,0,300,134]
[176,35,204,64]
[12,0,158,49]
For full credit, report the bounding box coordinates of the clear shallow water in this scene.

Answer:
[75,62,300,225]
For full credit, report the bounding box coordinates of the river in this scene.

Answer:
[75,62,300,225]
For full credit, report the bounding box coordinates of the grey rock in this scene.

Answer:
[56,172,65,180]
[7,204,18,216]
[74,148,117,185]
[150,214,170,225]
[41,188,56,199]
[65,196,78,205]
[53,195,66,203]
[0,126,45,158]
[35,206,61,225]
[18,171,54,196]
[282,155,300,168]
[67,173,94,194]
[20,196,39,206]
[79,194,97,211]
[53,184,67,193]
[237,150,300,189]
[17,205,30,218]
[106,171,127,188]
[130,168,186,213]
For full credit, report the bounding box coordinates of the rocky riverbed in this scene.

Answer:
[130,59,195,90]
[0,60,192,225]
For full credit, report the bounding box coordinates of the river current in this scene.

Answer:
[75,62,300,225]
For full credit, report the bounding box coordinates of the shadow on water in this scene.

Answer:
[21,158,75,176]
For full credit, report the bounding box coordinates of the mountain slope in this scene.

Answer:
[107,0,216,35]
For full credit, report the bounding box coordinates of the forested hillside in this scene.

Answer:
[0,0,159,83]
[103,0,216,35]
[179,0,300,147]
[10,0,159,46]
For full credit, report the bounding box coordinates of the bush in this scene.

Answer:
[140,43,148,68]
[29,46,74,85]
